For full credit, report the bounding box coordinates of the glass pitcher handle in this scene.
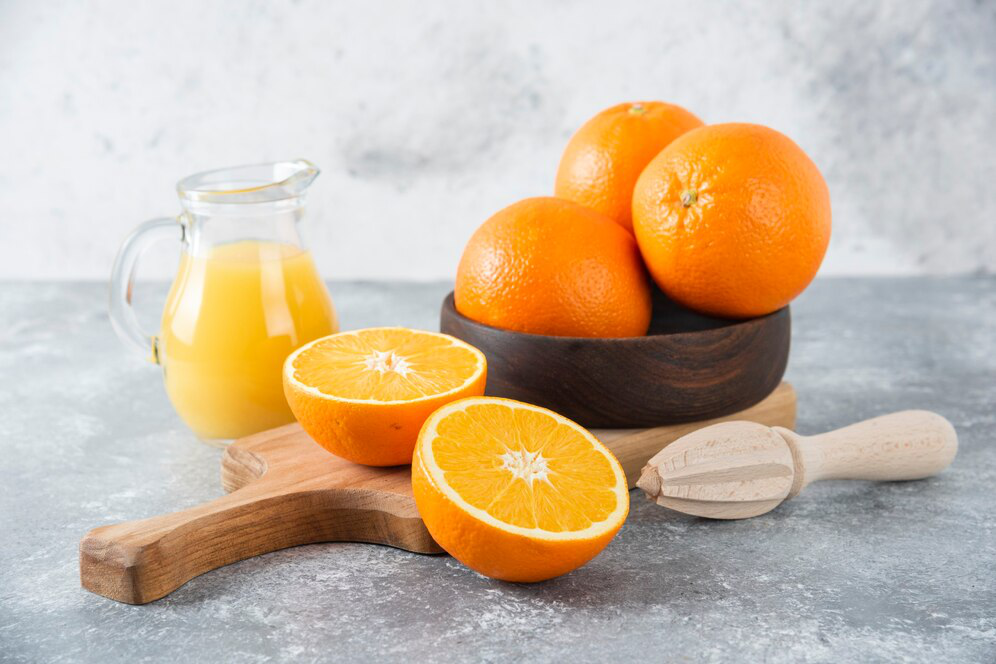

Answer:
[109,216,182,364]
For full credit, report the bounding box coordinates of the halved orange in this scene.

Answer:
[412,397,629,582]
[283,327,487,466]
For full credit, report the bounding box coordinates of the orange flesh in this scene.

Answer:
[429,402,620,532]
[290,329,483,401]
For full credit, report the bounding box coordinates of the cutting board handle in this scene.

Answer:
[778,410,958,496]
[80,474,311,604]
[79,446,434,605]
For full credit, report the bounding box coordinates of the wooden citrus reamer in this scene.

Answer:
[637,410,958,519]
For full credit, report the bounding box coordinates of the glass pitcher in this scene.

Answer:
[110,160,339,446]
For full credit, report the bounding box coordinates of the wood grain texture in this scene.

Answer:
[79,383,796,604]
[439,290,791,428]
[80,423,440,606]
[637,409,958,520]
[782,410,959,496]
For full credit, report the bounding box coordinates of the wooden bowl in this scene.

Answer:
[439,290,790,428]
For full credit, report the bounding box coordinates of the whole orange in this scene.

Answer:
[455,196,651,338]
[632,123,831,319]
[555,101,704,231]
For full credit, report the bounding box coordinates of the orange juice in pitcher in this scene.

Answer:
[160,240,336,441]
[110,161,338,445]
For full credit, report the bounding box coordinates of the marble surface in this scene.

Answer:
[1,278,994,663]
[2,0,995,280]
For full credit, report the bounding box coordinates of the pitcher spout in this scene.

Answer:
[177,159,320,205]
[274,159,320,197]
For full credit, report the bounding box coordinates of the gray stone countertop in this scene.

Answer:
[1,278,994,663]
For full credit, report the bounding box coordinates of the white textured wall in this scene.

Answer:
[1,0,994,280]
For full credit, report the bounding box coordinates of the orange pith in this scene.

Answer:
[412,397,629,582]
[284,328,486,466]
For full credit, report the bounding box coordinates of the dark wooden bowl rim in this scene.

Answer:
[441,292,786,344]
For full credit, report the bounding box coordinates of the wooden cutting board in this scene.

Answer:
[80,382,796,604]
